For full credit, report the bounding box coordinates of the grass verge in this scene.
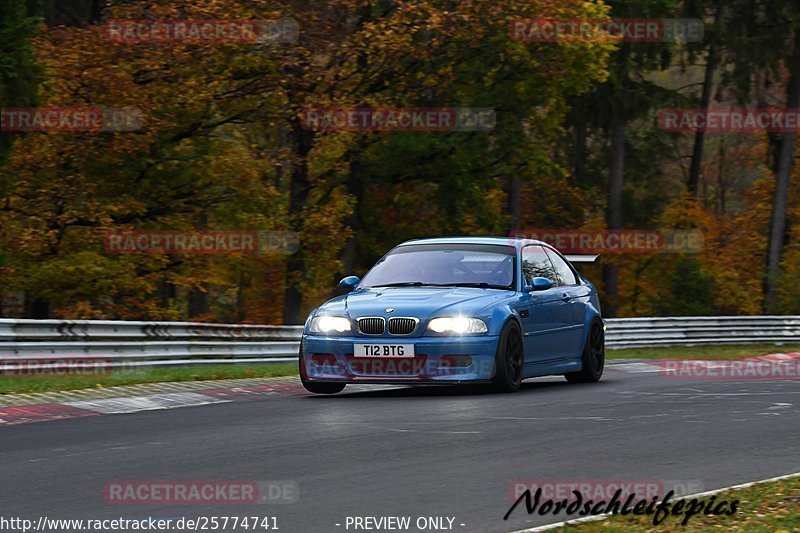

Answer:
[606,343,800,360]
[0,363,297,395]
[562,474,800,531]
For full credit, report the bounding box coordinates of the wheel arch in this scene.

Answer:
[577,305,603,354]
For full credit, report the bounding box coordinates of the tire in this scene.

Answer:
[492,320,524,393]
[565,318,604,383]
[299,338,346,394]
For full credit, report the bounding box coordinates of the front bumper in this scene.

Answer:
[301,334,500,383]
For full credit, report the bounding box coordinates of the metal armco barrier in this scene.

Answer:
[0,320,303,367]
[603,316,800,348]
[0,316,798,368]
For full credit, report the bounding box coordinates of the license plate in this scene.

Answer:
[353,344,415,358]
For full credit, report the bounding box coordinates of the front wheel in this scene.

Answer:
[565,318,604,383]
[492,320,524,393]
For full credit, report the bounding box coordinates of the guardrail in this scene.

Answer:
[603,316,800,348]
[0,320,304,368]
[0,316,798,368]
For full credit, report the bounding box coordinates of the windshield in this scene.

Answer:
[359,243,516,290]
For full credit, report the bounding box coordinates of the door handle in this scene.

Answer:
[562,293,571,301]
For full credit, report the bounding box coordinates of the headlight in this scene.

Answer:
[427,316,488,334]
[309,316,352,334]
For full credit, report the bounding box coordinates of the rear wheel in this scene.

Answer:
[492,320,524,393]
[565,318,604,383]
[299,339,346,394]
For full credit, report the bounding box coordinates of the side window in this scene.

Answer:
[521,246,557,285]
[545,248,578,286]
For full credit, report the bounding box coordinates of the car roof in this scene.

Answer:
[396,236,549,250]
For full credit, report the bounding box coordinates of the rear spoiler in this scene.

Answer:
[565,254,600,264]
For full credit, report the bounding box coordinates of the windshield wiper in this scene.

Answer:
[442,282,512,290]
[369,281,512,290]
[370,281,436,288]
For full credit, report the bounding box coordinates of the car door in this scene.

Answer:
[518,245,573,364]
[544,247,587,358]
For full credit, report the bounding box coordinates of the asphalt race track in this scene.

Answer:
[1,365,799,533]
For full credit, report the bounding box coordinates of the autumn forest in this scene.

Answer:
[1,0,798,324]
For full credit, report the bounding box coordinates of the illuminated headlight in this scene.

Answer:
[427,317,488,334]
[309,316,352,334]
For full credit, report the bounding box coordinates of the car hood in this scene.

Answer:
[316,287,511,320]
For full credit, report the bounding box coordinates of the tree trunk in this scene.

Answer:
[572,100,588,185]
[717,139,726,215]
[508,176,521,233]
[236,268,248,323]
[764,25,800,312]
[188,212,209,319]
[27,297,50,319]
[157,277,176,310]
[187,287,208,318]
[341,143,367,276]
[687,1,722,197]
[281,120,314,325]
[603,102,626,318]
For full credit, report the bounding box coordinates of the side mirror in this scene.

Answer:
[339,276,361,291]
[530,277,553,291]
[522,282,533,292]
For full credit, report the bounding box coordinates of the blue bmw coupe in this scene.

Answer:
[299,237,604,394]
